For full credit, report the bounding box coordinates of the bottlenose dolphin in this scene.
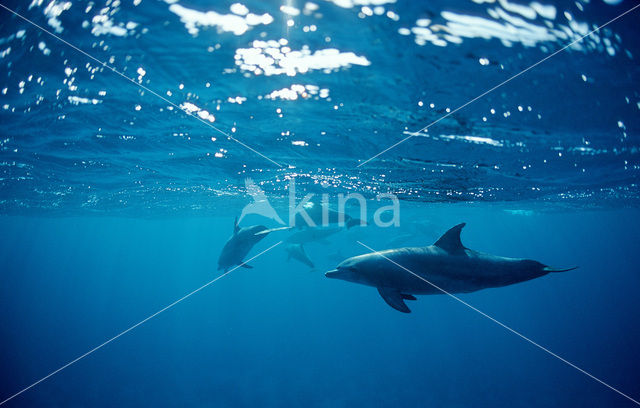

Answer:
[294,201,364,229]
[285,244,315,268]
[285,226,343,245]
[325,223,576,313]
[217,218,289,271]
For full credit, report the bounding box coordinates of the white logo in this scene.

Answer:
[238,178,286,225]
[239,177,400,228]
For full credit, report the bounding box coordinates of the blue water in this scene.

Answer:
[1,0,640,406]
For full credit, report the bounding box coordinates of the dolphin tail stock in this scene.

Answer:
[543,266,578,273]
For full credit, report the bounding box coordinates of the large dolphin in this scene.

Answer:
[217,218,290,271]
[325,223,576,313]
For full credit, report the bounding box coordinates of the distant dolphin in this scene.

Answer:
[285,244,315,268]
[217,217,290,272]
[294,201,364,229]
[325,223,576,313]
[285,226,343,245]
[384,233,416,248]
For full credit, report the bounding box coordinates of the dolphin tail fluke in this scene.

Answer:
[543,266,578,273]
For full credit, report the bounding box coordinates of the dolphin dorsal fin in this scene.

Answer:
[433,223,466,254]
[233,216,240,235]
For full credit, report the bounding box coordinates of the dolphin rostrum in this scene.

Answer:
[217,217,289,272]
[325,223,576,313]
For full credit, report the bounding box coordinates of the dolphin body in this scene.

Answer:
[285,226,343,245]
[294,201,364,229]
[217,218,273,272]
[285,244,315,268]
[325,223,576,313]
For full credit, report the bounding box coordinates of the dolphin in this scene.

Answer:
[384,233,418,248]
[285,226,343,245]
[217,217,288,272]
[285,243,315,268]
[325,223,576,313]
[294,201,364,229]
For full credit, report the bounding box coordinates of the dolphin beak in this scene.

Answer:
[325,269,340,279]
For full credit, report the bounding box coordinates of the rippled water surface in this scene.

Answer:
[0,0,638,214]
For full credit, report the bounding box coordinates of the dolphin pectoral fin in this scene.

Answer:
[233,216,240,235]
[401,294,417,301]
[240,263,253,269]
[434,223,467,255]
[377,287,411,313]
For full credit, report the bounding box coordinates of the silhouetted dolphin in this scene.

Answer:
[325,223,576,313]
[294,201,364,229]
[285,244,315,268]
[217,218,290,272]
[285,226,343,245]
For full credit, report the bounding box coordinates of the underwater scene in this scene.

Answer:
[1,0,639,406]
